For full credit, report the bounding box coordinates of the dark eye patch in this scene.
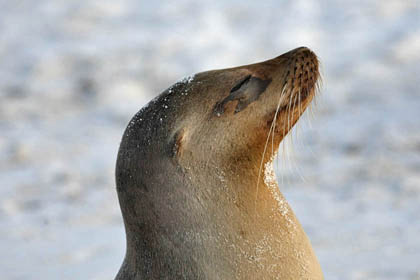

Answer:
[213,75,272,116]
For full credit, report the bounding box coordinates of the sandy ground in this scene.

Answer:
[1,1,420,279]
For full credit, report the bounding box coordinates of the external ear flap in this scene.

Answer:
[213,76,272,116]
[171,129,186,158]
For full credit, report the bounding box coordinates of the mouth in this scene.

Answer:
[265,63,319,137]
[278,48,319,120]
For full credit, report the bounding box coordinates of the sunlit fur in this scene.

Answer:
[255,52,321,210]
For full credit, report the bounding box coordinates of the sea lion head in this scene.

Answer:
[115,47,321,279]
[116,45,320,209]
[122,47,319,169]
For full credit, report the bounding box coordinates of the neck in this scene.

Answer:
[117,155,323,279]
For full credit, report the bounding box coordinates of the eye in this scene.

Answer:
[213,75,272,116]
[230,75,252,93]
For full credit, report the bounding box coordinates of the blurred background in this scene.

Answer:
[1,0,420,279]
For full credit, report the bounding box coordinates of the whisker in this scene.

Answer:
[254,84,287,214]
[287,89,293,134]
[254,54,322,216]
[286,92,299,177]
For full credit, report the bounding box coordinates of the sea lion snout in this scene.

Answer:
[278,46,317,59]
[285,47,319,100]
[267,46,320,105]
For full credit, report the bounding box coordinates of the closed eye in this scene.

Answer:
[230,75,252,93]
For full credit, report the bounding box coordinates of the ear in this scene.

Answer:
[213,75,272,116]
[171,128,187,159]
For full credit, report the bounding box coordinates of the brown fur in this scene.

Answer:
[115,47,323,279]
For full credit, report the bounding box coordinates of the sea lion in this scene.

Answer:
[115,47,323,279]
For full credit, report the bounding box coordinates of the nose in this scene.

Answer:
[277,46,318,62]
[283,47,319,99]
